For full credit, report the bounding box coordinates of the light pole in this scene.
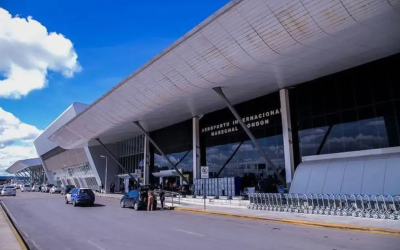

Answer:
[100,155,108,193]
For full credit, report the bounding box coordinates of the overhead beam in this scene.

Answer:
[316,125,333,155]
[174,150,191,168]
[213,87,285,185]
[216,141,244,178]
[95,138,139,186]
[133,121,190,185]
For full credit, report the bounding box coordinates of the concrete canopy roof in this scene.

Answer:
[6,158,42,174]
[49,0,400,149]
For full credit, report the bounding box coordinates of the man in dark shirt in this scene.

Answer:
[159,189,165,210]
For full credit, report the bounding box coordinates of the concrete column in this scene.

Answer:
[192,116,201,181]
[39,156,55,184]
[143,135,150,185]
[280,89,295,187]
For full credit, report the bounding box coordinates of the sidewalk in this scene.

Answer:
[97,193,400,235]
[0,204,24,250]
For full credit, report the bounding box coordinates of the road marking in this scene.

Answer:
[88,240,107,250]
[172,228,205,237]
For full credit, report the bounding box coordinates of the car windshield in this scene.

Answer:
[24,185,30,187]
[5,186,14,188]
[80,189,94,195]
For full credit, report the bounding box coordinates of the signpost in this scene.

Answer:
[200,166,209,210]
[201,166,209,179]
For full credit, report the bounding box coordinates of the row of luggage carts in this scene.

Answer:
[247,193,400,220]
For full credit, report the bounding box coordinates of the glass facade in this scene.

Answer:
[291,54,400,157]
[118,135,145,174]
[205,133,284,179]
[201,92,284,190]
[150,120,193,184]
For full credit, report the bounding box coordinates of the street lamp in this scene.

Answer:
[100,155,108,193]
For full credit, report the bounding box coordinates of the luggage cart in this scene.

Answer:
[386,195,398,220]
[323,194,331,215]
[316,194,326,215]
[334,194,343,216]
[293,194,302,213]
[362,195,374,218]
[371,195,381,219]
[328,194,339,215]
[378,195,389,219]
[247,193,255,209]
[304,194,314,214]
[340,194,351,216]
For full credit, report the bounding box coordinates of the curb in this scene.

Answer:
[174,207,400,236]
[0,202,29,250]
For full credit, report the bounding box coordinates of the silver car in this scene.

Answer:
[1,185,16,196]
[50,186,61,194]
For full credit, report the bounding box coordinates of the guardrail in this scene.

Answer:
[247,193,400,220]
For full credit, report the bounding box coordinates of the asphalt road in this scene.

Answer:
[1,192,399,250]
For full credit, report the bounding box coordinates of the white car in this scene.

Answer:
[1,185,16,196]
[42,184,54,193]
[50,186,61,194]
[21,184,31,192]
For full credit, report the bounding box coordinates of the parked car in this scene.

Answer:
[61,185,75,195]
[1,185,16,196]
[21,184,31,192]
[42,184,54,193]
[120,185,157,211]
[50,186,61,194]
[65,188,95,207]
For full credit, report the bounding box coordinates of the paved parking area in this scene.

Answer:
[1,191,399,250]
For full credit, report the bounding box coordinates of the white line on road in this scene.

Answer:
[172,228,205,237]
[88,240,107,250]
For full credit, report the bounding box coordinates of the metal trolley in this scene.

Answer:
[246,192,400,220]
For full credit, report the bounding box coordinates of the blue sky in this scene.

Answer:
[0,0,230,174]
[0,0,230,129]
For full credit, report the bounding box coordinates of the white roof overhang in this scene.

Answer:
[6,158,42,174]
[49,0,400,149]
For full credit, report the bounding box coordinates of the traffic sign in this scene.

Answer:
[201,166,209,179]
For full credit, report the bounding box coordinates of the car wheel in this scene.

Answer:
[134,203,139,211]
[90,202,94,207]
[120,200,126,208]
[73,200,77,207]
[65,198,69,204]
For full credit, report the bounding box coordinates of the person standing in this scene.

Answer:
[147,190,154,211]
[160,189,165,210]
[110,182,115,193]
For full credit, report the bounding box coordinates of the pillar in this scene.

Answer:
[280,89,295,187]
[192,116,201,181]
[143,135,150,185]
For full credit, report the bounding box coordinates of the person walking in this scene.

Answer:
[160,189,165,210]
[110,182,115,193]
[147,190,154,211]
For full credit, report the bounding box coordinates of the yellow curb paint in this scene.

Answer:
[174,207,400,236]
[0,203,28,250]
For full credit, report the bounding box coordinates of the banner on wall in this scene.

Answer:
[201,109,281,137]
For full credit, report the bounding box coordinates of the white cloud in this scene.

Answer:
[0,8,80,99]
[0,143,38,175]
[0,107,42,175]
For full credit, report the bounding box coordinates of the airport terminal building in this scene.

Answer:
[7,0,400,195]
